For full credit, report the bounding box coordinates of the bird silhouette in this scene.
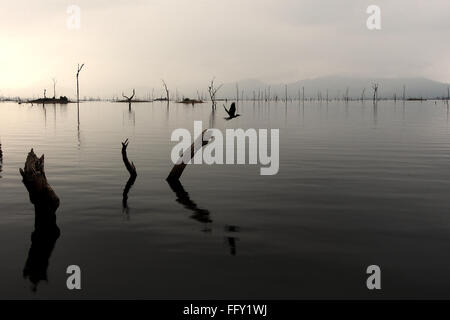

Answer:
[223,102,240,120]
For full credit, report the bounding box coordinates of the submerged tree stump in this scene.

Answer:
[20,149,60,227]
[20,149,60,291]
[166,129,212,181]
[121,139,137,214]
[121,139,137,178]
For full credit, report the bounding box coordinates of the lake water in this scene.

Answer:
[1,100,450,299]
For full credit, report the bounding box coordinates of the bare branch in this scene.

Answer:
[162,80,169,101]
[121,139,137,177]
[122,89,135,101]
[208,78,223,108]
[77,63,85,76]
[167,129,213,181]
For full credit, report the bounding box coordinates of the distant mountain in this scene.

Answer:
[217,76,449,100]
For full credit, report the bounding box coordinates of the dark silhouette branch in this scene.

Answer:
[76,63,84,102]
[121,139,137,215]
[19,149,60,227]
[19,149,60,292]
[166,129,212,181]
[372,83,379,103]
[122,89,135,102]
[162,80,169,101]
[52,78,57,99]
[208,78,223,109]
[121,139,137,178]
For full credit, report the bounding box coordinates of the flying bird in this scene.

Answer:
[223,102,240,120]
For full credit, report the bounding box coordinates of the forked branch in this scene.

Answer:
[122,89,135,102]
[121,139,137,177]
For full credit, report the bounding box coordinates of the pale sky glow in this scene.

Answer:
[0,0,449,98]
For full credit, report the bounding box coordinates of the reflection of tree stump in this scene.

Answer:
[23,224,60,292]
[19,149,60,227]
[167,179,212,224]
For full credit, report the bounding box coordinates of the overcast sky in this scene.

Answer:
[0,0,449,98]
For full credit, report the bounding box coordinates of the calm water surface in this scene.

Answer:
[1,100,450,299]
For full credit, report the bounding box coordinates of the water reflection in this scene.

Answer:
[123,108,136,128]
[22,189,60,292]
[373,101,378,126]
[209,108,216,128]
[122,174,137,219]
[77,102,81,148]
[0,143,2,178]
[225,225,240,256]
[42,104,47,128]
[446,101,449,123]
[167,179,212,231]
[0,143,3,178]
[2,100,450,297]
[23,220,60,292]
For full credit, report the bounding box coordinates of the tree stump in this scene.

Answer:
[166,129,212,181]
[19,149,60,227]
[121,139,137,213]
[20,149,60,291]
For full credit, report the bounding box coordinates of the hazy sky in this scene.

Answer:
[0,0,449,98]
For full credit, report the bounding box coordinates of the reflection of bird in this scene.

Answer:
[224,102,240,120]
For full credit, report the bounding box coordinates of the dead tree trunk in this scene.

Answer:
[76,63,84,126]
[162,80,169,102]
[166,129,212,181]
[121,139,137,213]
[52,78,57,99]
[21,149,60,292]
[20,149,60,227]
[121,139,137,178]
[372,83,379,103]
[76,64,84,104]
[208,78,223,109]
[122,89,135,111]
